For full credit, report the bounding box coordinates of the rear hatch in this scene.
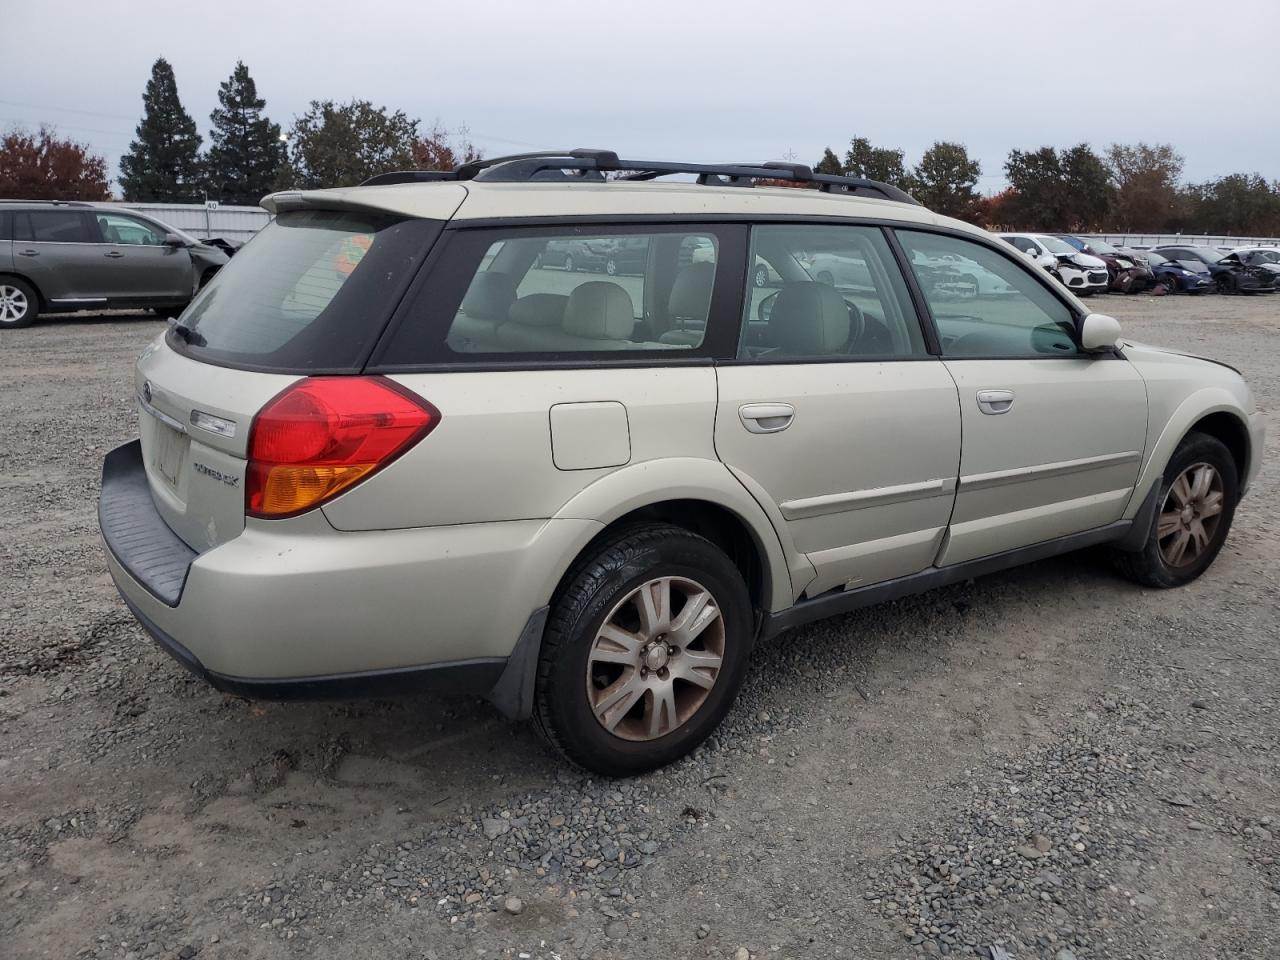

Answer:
[137,200,454,551]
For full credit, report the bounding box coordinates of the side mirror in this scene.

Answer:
[163,233,188,248]
[1080,313,1122,352]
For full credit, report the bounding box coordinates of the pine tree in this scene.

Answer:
[119,58,203,202]
[204,61,284,205]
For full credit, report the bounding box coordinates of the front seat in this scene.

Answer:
[659,261,714,346]
[767,281,850,357]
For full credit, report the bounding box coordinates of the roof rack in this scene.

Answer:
[359,149,918,205]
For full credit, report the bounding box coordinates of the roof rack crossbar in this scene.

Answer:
[359,149,918,204]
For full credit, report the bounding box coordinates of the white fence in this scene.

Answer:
[1081,233,1280,249]
[113,203,271,242]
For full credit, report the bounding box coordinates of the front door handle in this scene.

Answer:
[17,249,39,257]
[104,251,125,259]
[976,389,1015,415]
[739,402,794,434]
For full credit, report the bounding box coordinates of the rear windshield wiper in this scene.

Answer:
[170,321,207,347]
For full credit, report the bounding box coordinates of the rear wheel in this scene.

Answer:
[534,524,753,776]
[1112,432,1238,588]
[0,278,38,328]
[753,264,769,288]
[605,258,618,277]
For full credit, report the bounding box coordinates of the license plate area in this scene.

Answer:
[152,421,189,489]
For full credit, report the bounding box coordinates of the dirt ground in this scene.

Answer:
[1,292,1277,960]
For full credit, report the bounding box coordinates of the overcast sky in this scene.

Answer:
[3,0,1275,194]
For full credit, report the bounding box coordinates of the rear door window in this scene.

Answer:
[375,225,745,365]
[170,210,442,372]
[18,210,95,243]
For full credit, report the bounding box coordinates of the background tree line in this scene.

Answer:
[0,57,478,206]
[2,58,1278,236]
[813,135,1280,236]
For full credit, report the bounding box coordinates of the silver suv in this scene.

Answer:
[0,200,227,327]
[99,150,1265,776]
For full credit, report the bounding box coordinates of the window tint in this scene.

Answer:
[738,225,925,360]
[18,210,93,243]
[172,210,440,372]
[897,231,1078,358]
[0,211,10,242]
[96,212,166,245]
[441,230,720,354]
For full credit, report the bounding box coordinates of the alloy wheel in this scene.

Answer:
[1158,462,1225,568]
[586,576,725,741]
[0,284,29,324]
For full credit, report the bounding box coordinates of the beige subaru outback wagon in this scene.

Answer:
[99,150,1265,776]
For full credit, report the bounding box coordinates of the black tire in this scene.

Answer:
[1215,274,1235,296]
[753,264,769,288]
[1111,431,1239,589]
[533,523,753,777]
[0,277,39,329]
[605,258,618,277]
[1162,275,1179,294]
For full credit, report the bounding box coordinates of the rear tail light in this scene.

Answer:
[246,377,439,519]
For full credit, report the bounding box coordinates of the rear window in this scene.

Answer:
[170,210,441,372]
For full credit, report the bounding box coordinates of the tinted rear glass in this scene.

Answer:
[16,210,94,243]
[170,210,441,372]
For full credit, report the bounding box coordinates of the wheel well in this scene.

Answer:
[0,272,45,308]
[1189,412,1249,482]
[578,500,766,612]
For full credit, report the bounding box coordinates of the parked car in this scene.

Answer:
[1136,250,1215,294]
[1056,235,1154,293]
[910,249,1016,299]
[0,200,229,328]
[99,150,1264,776]
[1152,245,1276,295]
[603,236,649,276]
[1229,247,1280,285]
[536,238,611,273]
[806,251,873,289]
[998,233,1109,296]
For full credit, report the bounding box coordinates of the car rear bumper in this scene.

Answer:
[99,440,598,707]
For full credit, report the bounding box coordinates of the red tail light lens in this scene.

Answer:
[246,377,439,518]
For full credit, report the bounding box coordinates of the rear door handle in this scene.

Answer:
[17,249,38,257]
[976,389,1015,415]
[104,251,125,259]
[739,402,794,434]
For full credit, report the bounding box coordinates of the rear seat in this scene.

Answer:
[447,272,516,351]
[496,281,636,351]
[493,293,568,351]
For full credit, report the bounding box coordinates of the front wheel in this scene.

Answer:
[1112,431,1238,588]
[753,264,769,288]
[605,258,618,277]
[563,253,575,273]
[534,524,753,776]
[1215,274,1236,296]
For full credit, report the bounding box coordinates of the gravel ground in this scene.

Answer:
[1,294,1278,960]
